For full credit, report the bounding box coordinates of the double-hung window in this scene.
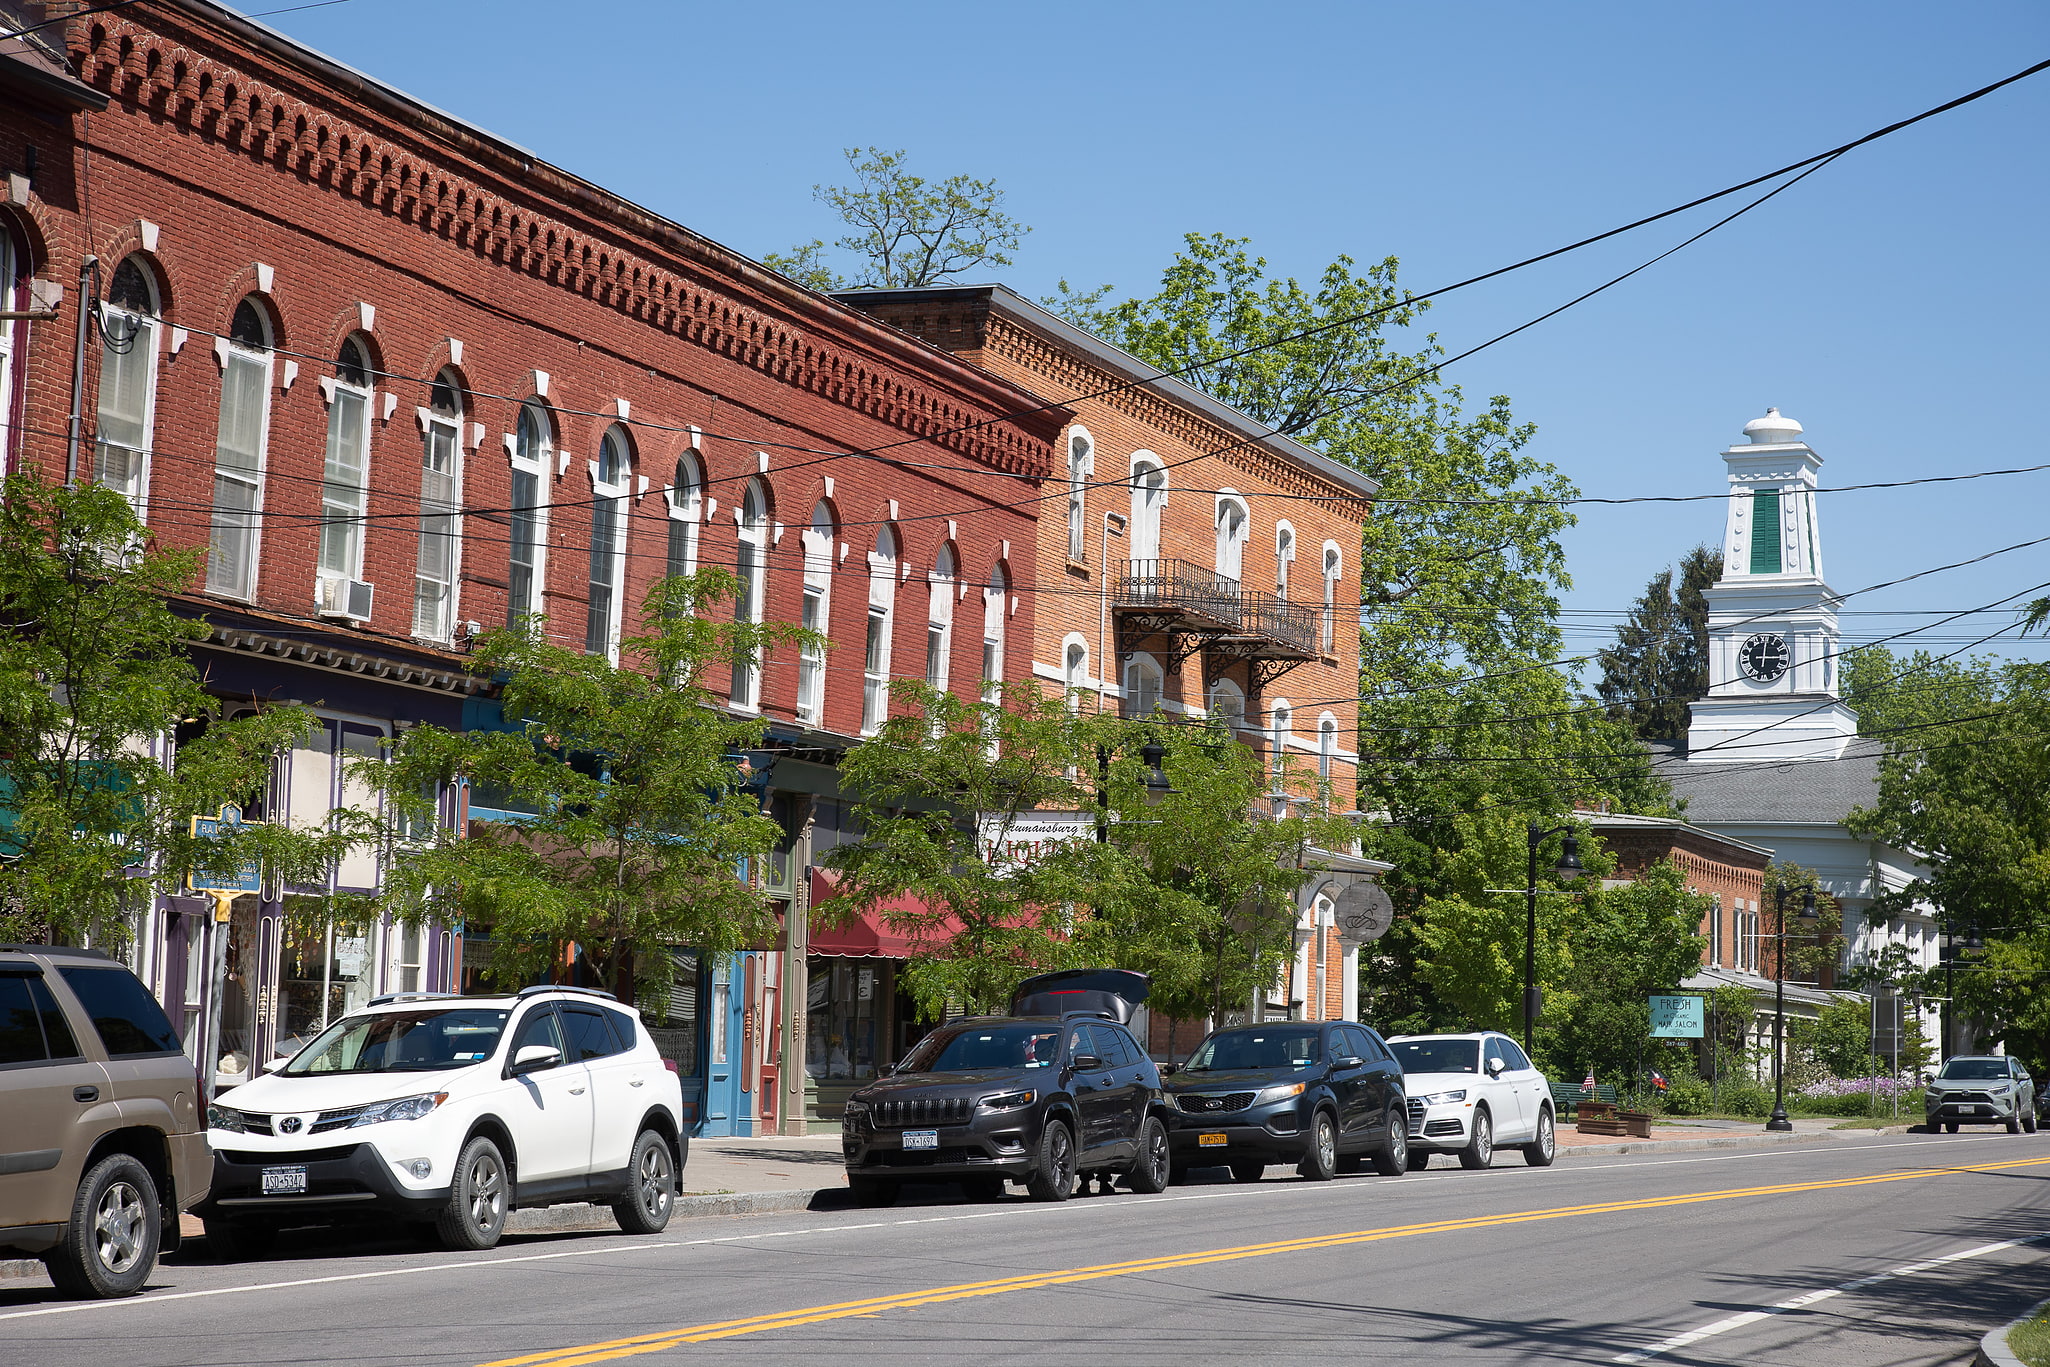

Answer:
[981,563,1006,755]
[729,477,768,709]
[1215,493,1249,584]
[667,451,703,582]
[585,426,632,660]
[94,256,162,516]
[1065,431,1091,562]
[317,336,374,585]
[862,525,897,734]
[797,501,833,724]
[1322,544,1343,654]
[926,543,956,695]
[412,372,463,640]
[508,400,552,627]
[208,299,274,599]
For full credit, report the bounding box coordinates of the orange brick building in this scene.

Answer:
[844,286,1390,1040]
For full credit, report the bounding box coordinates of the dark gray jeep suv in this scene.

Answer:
[841,1011,1168,1204]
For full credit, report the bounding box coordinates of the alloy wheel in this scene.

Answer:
[94,1181,148,1275]
[1316,1117,1337,1171]
[636,1141,674,1221]
[467,1149,507,1232]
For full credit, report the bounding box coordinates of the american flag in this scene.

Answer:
[1581,1070,1596,1093]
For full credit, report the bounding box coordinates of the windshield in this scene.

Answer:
[285,1007,510,1075]
[898,1024,1062,1073]
[1185,1027,1322,1072]
[1390,1038,1480,1075]
[1936,1058,2011,1081]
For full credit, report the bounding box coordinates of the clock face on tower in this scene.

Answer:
[1739,633,1791,683]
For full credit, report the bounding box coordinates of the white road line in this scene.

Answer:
[0,1131,2024,1326]
[1609,1233,2048,1363]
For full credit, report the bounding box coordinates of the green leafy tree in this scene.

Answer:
[764,147,1029,291]
[363,571,801,999]
[0,472,344,946]
[1791,996,1873,1078]
[1595,545,1722,741]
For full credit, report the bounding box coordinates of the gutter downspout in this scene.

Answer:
[63,253,95,487]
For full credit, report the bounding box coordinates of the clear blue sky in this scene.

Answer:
[250,0,2050,672]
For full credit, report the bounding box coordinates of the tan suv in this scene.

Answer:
[0,945,209,1297]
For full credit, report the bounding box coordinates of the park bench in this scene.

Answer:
[1549,1082,1617,1120]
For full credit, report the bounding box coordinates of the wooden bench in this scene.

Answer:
[1549,1082,1618,1120]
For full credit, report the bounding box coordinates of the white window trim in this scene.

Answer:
[1214,489,1249,584]
[729,478,769,711]
[1128,453,1167,563]
[862,531,899,735]
[0,235,15,469]
[410,401,464,641]
[1122,650,1165,719]
[586,431,633,663]
[95,297,163,519]
[926,547,956,694]
[1274,521,1297,599]
[316,365,374,586]
[1065,427,1093,562]
[1321,541,1345,654]
[798,504,834,725]
[505,401,554,626]
[208,334,275,601]
[665,449,705,578]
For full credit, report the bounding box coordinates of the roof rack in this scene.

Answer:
[0,944,113,962]
[367,991,462,1007]
[516,984,618,1002]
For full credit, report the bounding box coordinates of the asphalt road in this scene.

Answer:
[4,1131,2048,1366]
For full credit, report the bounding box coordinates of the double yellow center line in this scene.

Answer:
[484,1154,2050,1366]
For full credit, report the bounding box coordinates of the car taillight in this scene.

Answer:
[662,1058,679,1074]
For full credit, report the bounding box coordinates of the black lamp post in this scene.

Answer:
[1523,824,1584,1055]
[1765,881,1820,1133]
[1095,739,1174,842]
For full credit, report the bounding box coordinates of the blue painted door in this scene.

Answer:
[699,953,752,1137]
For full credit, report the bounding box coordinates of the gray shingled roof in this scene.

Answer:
[1655,737,1886,825]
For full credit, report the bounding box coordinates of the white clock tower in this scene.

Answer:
[1684,408,1860,761]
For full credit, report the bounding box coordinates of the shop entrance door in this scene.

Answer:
[700,953,754,1137]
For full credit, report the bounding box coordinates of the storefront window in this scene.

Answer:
[806,958,883,1081]
[644,948,702,1078]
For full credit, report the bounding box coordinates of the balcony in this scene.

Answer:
[1112,560,1320,682]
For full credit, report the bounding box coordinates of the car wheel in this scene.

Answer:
[2025,1113,2039,1134]
[1523,1106,1557,1168]
[2008,1117,2023,1134]
[1127,1118,1172,1194]
[204,1217,278,1263]
[1026,1120,1076,1202]
[612,1130,677,1235]
[1297,1111,1338,1182]
[1945,1122,1959,1134]
[1229,1161,1266,1184]
[44,1154,159,1299]
[435,1136,510,1251]
[1458,1107,1494,1170]
[1372,1108,1410,1177]
[847,1176,900,1207]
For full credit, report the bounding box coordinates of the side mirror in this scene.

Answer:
[1071,1054,1104,1072]
[262,1056,290,1075]
[511,1043,562,1075]
[1158,1062,1178,1076]
[1336,1055,1364,1070]
[1486,1056,1507,1077]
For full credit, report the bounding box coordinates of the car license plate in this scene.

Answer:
[902,1130,939,1150]
[261,1166,307,1195]
[1199,1133,1228,1147]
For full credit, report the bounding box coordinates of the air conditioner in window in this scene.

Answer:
[316,576,375,622]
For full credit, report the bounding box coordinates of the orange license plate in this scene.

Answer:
[1199,1133,1228,1147]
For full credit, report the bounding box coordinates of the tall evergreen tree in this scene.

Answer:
[1595,545,1722,741]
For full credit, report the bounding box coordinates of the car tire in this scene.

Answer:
[847,1176,900,1207]
[1372,1108,1410,1177]
[1523,1106,1557,1168]
[44,1154,159,1299]
[1458,1107,1494,1170]
[2008,1117,2023,1134]
[1297,1111,1339,1182]
[1229,1161,1266,1184]
[204,1217,278,1263]
[2025,1113,2039,1134]
[435,1135,510,1251]
[1945,1122,1959,1134]
[1025,1120,1076,1202]
[1127,1118,1172,1194]
[612,1130,677,1235]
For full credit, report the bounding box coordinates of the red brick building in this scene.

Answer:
[0,0,1062,1133]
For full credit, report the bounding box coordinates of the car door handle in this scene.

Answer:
[630,1079,645,1087]
[74,1085,98,1103]
[569,1086,586,1095]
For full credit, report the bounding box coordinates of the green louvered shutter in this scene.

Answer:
[1749,489,1782,573]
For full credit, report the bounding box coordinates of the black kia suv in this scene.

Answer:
[840,1010,1168,1204]
[1163,1020,1409,1182]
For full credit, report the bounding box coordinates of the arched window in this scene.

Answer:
[666,449,703,581]
[411,370,463,640]
[508,400,552,627]
[1318,714,1337,781]
[1122,653,1163,719]
[585,425,633,660]
[730,477,769,709]
[1321,543,1344,654]
[797,500,834,724]
[1063,638,1088,712]
[927,542,957,694]
[0,231,16,466]
[1129,456,1167,563]
[317,334,374,585]
[1215,493,1249,584]
[1066,429,1092,562]
[862,525,899,734]
[1275,524,1296,599]
[1269,701,1294,782]
[1208,678,1245,732]
[208,296,275,599]
[95,255,163,512]
[982,562,1007,702]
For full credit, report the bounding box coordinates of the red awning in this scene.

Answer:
[806,869,960,959]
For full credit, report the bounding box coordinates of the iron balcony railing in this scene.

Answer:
[1113,560,1320,658]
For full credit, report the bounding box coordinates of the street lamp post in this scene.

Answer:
[1095,739,1174,843]
[1523,824,1584,1055]
[1766,880,1820,1133]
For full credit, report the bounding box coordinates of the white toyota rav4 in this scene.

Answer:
[195,986,686,1257]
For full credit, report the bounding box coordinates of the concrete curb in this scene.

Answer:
[1557,1129,1838,1158]
[1976,1294,2050,1367]
[507,1189,834,1233]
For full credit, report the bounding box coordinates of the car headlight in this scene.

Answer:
[348,1092,449,1127]
[1415,1090,1468,1106]
[1255,1081,1306,1105]
[206,1104,247,1133]
[980,1090,1036,1111]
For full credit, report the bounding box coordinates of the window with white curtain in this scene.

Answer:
[208,298,274,599]
[981,562,1007,755]
[1066,430,1091,562]
[94,255,162,515]
[927,543,956,694]
[586,425,632,660]
[729,477,768,709]
[667,451,703,582]
[317,335,374,583]
[1129,457,1166,563]
[1215,493,1249,583]
[798,500,834,724]
[508,400,552,627]
[862,525,898,734]
[411,372,464,640]
[1123,654,1163,719]
[1322,543,1343,654]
